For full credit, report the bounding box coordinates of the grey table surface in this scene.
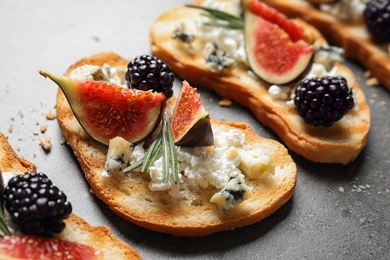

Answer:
[0,1,389,259]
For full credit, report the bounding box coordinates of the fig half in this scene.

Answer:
[171,81,214,147]
[243,0,314,84]
[40,71,166,145]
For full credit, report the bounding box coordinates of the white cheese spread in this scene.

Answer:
[319,0,368,23]
[198,25,247,71]
[116,125,274,210]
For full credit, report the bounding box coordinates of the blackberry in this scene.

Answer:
[4,172,72,237]
[294,76,355,127]
[126,54,175,99]
[364,0,390,42]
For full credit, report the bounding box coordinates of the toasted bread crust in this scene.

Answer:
[0,132,36,174]
[55,52,297,236]
[0,132,141,260]
[59,214,141,260]
[260,0,390,90]
[150,0,370,164]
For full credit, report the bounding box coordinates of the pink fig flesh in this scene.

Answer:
[171,81,214,147]
[243,0,314,84]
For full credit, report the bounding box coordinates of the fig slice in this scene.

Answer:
[171,81,214,147]
[242,0,314,85]
[0,235,102,260]
[40,71,165,145]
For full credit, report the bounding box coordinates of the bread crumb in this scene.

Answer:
[60,137,67,145]
[364,70,372,78]
[218,98,233,107]
[39,135,52,152]
[366,77,379,87]
[351,183,371,193]
[40,125,47,133]
[16,147,20,152]
[364,70,380,86]
[45,110,57,120]
[8,125,13,133]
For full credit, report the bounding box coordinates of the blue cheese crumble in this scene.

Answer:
[102,136,132,176]
[68,63,126,86]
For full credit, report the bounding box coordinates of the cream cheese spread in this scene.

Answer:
[101,124,274,211]
[132,125,273,210]
[319,0,368,23]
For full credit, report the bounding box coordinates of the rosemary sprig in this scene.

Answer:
[0,170,11,236]
[165,116,179,184]
[141,134,163,172]
[162,118,170,183]
[122,134,162,173]
[123,114,179,184]
[185,5,244,29]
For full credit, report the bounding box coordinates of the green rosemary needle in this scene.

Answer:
[162,117,170,184]
[142,135,163,173]
[122,135,162,173]
[165,115,179,184]
[185,5,244,29]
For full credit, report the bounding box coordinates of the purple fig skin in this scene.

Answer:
[174,116,214,147]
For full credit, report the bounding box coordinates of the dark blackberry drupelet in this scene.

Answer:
[125,54,175,99]
[294,76,355,127]
[4,172,72,237]
[364,0,390,42]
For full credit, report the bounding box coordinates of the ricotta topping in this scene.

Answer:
[104,125,274,210]
[198,25,247,71]
[190,0,247,71]
[319,0,368,23]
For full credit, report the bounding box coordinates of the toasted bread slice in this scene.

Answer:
[0,132,141,260]
[54,52,297,236]
[260,0,390,90]
[150,0,370,164]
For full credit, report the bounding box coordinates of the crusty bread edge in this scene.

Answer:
[58,214,141,260]
[0,132,36,174]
